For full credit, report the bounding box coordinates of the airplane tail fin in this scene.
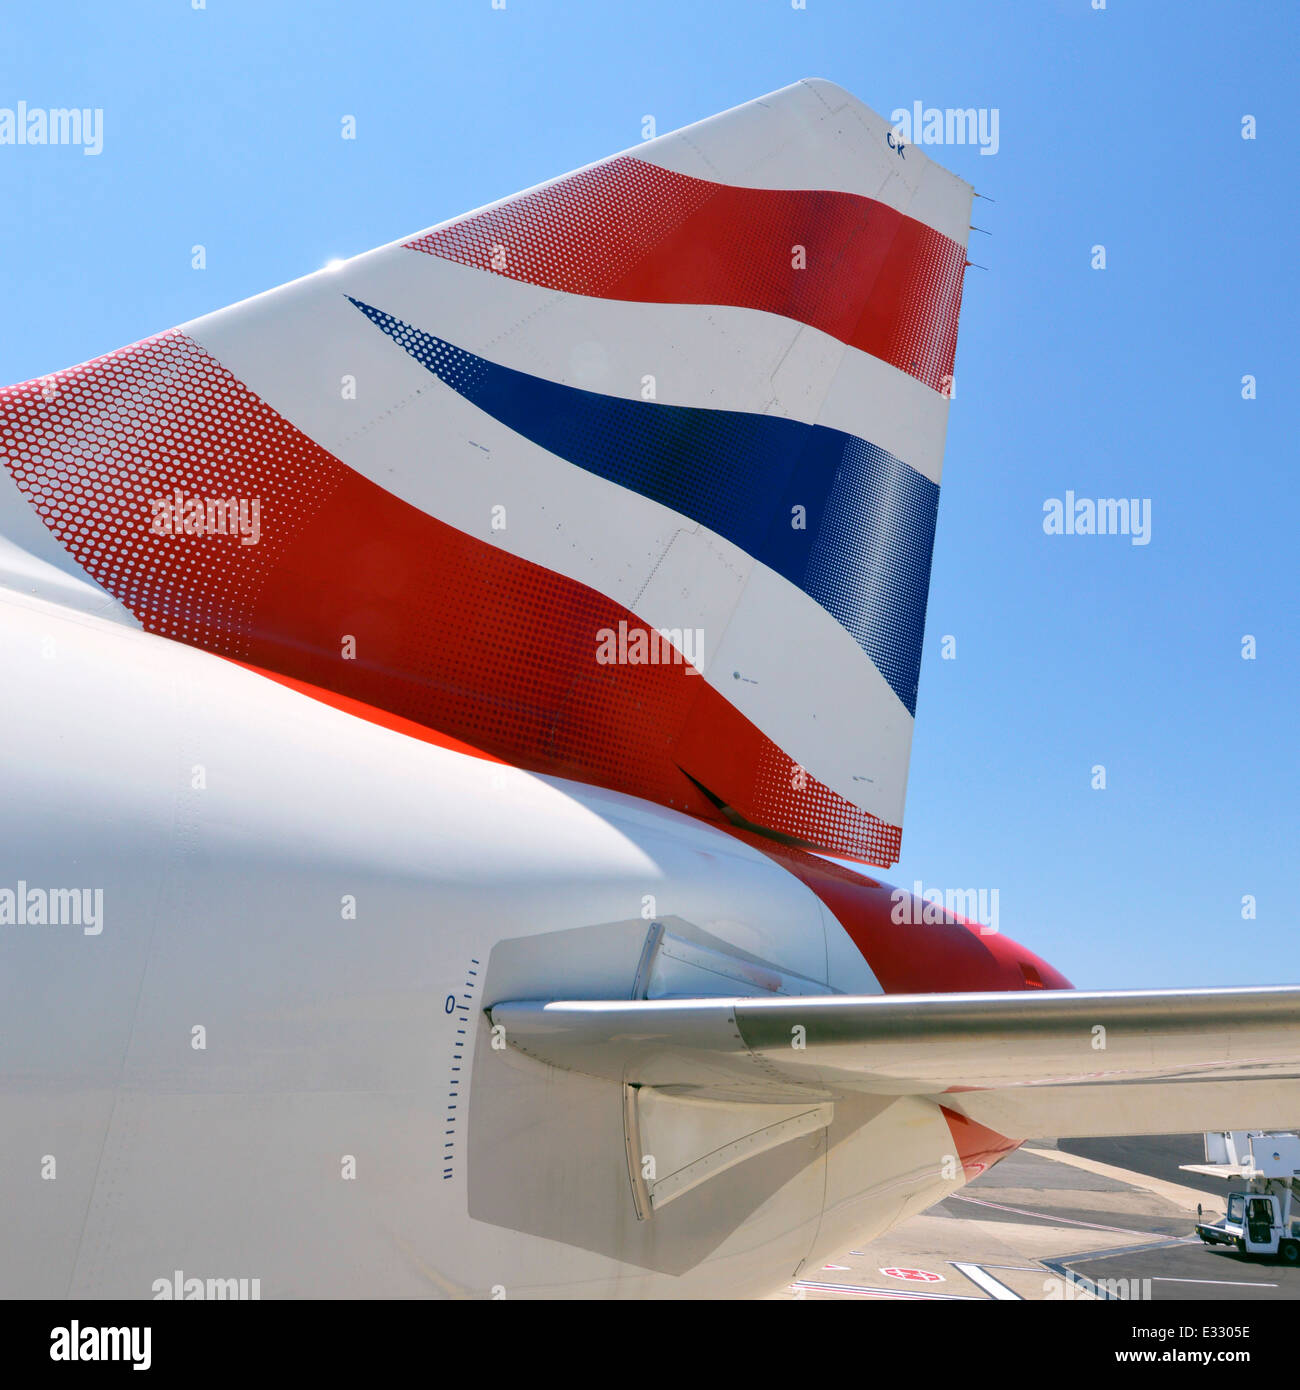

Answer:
[0,79,972,866]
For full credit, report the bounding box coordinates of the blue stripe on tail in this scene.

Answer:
[351,297,938,715]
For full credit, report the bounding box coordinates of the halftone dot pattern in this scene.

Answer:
[877,246,968,392]
[405,154,967,394]
[353,298,937,716]
[259,468,903,865]
[751,745,903,866]
[406,156,715,301]
[0,332,903,865]
[802,437,938,715]
[0,331,348,656]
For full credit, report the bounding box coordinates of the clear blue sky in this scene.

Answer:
[2,2,1295,988]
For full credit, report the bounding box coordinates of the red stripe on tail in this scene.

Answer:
[406,155,967,395]
[0,331,903,865]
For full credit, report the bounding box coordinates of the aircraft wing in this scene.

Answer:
[489,986,1300,1139]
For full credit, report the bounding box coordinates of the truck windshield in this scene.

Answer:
[1227,1194,1245,1222]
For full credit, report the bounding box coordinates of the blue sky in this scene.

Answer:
[2,2,1295,988]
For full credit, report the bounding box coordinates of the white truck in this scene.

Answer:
[1184,1131,1300,1263]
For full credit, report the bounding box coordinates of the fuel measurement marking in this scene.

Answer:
[443,958,479,1180]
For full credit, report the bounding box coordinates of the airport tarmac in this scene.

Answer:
[783,1135,1300,1301]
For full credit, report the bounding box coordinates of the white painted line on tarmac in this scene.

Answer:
[952,1261,1022,1300]
[951,1193,1157,1238]
[1153,1276,1278,1288]
[791,1280,979,1301]
[1055,1237,1193,1265]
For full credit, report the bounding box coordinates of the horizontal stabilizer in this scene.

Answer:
[489,986,1300,1137]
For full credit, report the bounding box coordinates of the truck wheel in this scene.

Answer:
[1235,1238,1246,1254]
[1281,1240,1300,1264]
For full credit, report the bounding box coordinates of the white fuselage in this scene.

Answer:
[0,588,969,1298]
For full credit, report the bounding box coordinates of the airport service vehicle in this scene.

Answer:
[2,80,1300,1299]
[1189,1133,1300,1262]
